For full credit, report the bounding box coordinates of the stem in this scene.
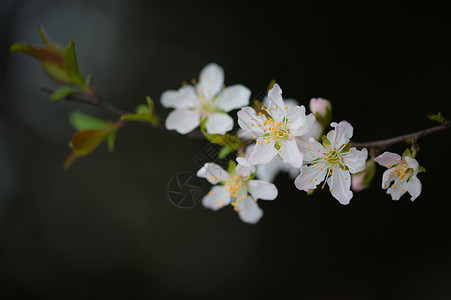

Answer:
[40,85,130,117]
[40,85,205,137]
[351,120,450,152]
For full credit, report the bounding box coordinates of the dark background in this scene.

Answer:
[1,0,451,299]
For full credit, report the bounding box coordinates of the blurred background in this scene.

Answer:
[1,0,451,299]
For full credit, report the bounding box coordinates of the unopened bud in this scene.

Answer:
[310,98,331,118]
[351,159,376,192]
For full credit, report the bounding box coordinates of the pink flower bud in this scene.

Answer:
[309,98,331,117]
[351,171,367,192]
[351,159,376,192]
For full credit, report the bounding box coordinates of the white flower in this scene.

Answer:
[241,98,321,182]
[237,84,316,168]
[161,63,251,135]
[374,152,422,201]
[294,121,368,205]
[245,144,299,183]
[197,157,278,224]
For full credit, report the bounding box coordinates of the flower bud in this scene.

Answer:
[309,98,331,117]
[309,98,332,128]
[351,159,376,192]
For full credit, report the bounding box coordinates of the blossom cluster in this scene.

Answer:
[161,63,424,224]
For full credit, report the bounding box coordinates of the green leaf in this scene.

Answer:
[219,145,234,159]
[251,100,270,119]
[120,96,160,125]
[39,27,57,47]
[11,27,87,86]
[50,87,77,102]
[63,151,78,170]
[69,130,109,156]
[418,165,426,174]
[267,79,277,91]
[135,103,149,115]
[227,160,237,174]
[66,113,121,168]
[402,138,415,145]
[69,125,117,156]
[63,40,85,87]
[107,131,117,153]
[402,148,412,158]
[202,131,243,151]
[10,43,41,57]
[84,74,93,88]
[316,107,333,129]
[70,111,109,131]
[426,112,444,123]
[361,159,376,187]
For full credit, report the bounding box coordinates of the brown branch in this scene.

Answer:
[40,84,205,138]
[40,85,130,117]
[351,120,450,152]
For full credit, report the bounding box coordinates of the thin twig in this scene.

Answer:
[40,85,130,117]
[351,120,450,152]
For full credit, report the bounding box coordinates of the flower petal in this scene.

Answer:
[286,105,315,136]
[247,180,278,200]
[327,168,353,205]
[405,156,419,175]
[307,120,323,141]
[266,84,285,123]
[248,139,278,165]
[406,175,422,201]
[381,168,396,189]
[374,152,402,168]
[237,197,263,224]
[256,156,284,182]
[327,121,353,149]
[197,63,224,99]
[215,84,251,112]
[294,163,328,191]
[205,113,234,135]
[236,157,255,177]
[196,163,229,184]
[237,107,265,136]
[286,164,301,179]
[263,97,298,109]
[267,83,284,106]
[279,139,304,168]
[202,185,231,211]
[295,136,326,163]
[386,179,407,200]
[165,109,201,134]
[342,147,368,174]
[160,85,198,109]
[238,128,256,140]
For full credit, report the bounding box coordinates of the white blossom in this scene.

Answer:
[237,84,315,168]
[197,157,277,224]
[294,121,368,205]
[161,63,251,134]
[374,152,422,201]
